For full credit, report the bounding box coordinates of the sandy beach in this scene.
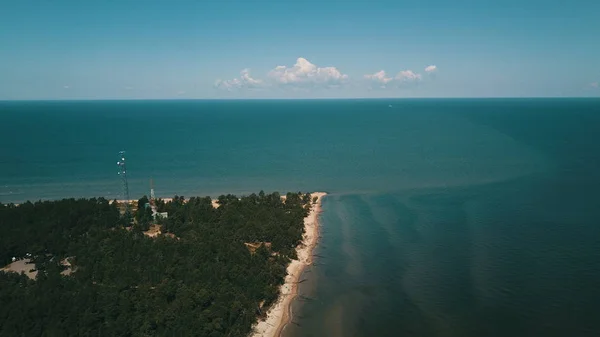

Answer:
[250,192,326,337]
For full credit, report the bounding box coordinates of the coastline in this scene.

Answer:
[250,192,326,337]
[7,192,327,333]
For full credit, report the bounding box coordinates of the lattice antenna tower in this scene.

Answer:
[117,151,130,214]
[150,178,155,200]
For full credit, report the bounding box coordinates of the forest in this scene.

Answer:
[0,191,313,337]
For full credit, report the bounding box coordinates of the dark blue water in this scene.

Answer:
[1,98,600,336]
[1,99,553,201]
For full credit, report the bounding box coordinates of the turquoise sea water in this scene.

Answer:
[2,98,600,336]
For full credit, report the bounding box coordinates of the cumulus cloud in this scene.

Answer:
[395,70,422,82]
[364,70,393,88]
[363,67,433,89]
[425,65,437,73]
[216,59,438,92]
[63,85,70,89]
[591,82,599,88]
[214,69,263,90]
[267,58,349,88]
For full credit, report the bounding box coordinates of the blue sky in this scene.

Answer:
[1,0,599,99]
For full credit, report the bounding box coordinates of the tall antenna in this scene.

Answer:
[117,151,130,214]
[150,178,155,200]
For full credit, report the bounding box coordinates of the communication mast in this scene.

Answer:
[150,178,156,203]
[117,151,130,214]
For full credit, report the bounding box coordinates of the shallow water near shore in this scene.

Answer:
[2,98,600,336]
[285,183,600,337]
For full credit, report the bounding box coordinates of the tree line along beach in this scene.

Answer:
[0,191,326,337]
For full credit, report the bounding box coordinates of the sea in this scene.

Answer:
[1,98,600,336]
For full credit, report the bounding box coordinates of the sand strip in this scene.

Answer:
[249,192,326,337]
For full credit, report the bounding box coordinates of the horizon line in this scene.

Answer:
[1,96,599,103]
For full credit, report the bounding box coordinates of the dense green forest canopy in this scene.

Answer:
[0,191,313,337]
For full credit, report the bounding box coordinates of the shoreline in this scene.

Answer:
[250,192,326,337]
[6,192,327,336]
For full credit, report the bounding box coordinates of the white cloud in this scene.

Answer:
[267,57,349,88]
[216,59,437,93]
[215,68,263,90]
[363,68,432,89]
[591,82,599,88]
[364,70,393,88]
[395,70,422,81]
[425,65,437,73]
[239,68,262,87]
[63,85,70,89]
